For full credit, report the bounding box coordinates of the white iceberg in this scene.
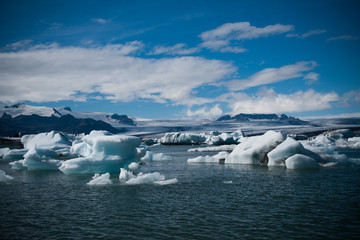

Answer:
[153,178,178,185]
[141,151,173,161]
[160,132,207,145]
[59,131,146,175]
[188,144,237,152]
[225,130,286,165]
[188,151,229,163]
[0,169,14,182]
[125,172,165,185]
[87,173,113,186]
[3,149,28,160]
[285,154,320,169]
[9,131,74,170]
[0,147,10,158]
[267,137,323,167]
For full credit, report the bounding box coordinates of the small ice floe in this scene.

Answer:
[0,169,14,182]
[223,180,233,184]
[87,172,113,186]
[154,178,178,185]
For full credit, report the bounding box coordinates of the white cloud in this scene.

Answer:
[222,88,339,114]
[286,29,326,39]
[327,35,360,41]
[199,22,293,52]
[340,89,360,107]
[186,104,223,118]
[227,61,317,91]
[91,18,111,24]
[0,42,236,106]
[304,72,319,85]
[149,43,200,55]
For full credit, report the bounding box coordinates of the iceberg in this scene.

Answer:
[188,151,229,163]
[0,147,10,158]
[141,151,173,161]
[9,131,74,170]
[285,154,320,169]
[59,131,146,174]
[188,145,237,152]
[225,130,286,165]
[267,137,323,167]
[125,172,165,185]
[87,173,113,186]
[160,132,207,145]
[153,178,178,185]
[0,169,14,182]
[3,149,28,160]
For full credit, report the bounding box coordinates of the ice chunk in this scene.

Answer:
[87,173,113,186]
[154,178,178,185]
[160,132,206,145]
[21,147,63,170]
[0,147,10,158]
[188,145,237,152]
[119,168,135,181]
[285,154,320,169]
[223,180,233,184]
[21,131,71,150]
[125,172,165,185]
[3,149,28,160]
[0,169,14,182]
[226,131,286,165]
[128,162,140,171]
[188,151,229,163]
[141,151,173,161]
[9,160,27,170]
[59,131,146,174]
[267,137,322,167]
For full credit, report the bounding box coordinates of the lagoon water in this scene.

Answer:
[1,145,360,239]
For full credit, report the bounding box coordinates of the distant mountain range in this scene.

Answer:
[216,113,308,125]
[0,103,135,136]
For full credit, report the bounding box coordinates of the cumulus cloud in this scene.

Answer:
[149,43,200,55]
[340,89,360,107]
[221,88,339,114]
[186,104,223,118]
[227,61,317,91]
[286,29,327,39]
[0,42,236,106]
[199,22,294,52]
[327,35,360,41]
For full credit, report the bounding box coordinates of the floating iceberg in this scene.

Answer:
[160,132,207,145]
[9,131,74,170]
[225,130,286,165]
[124,172,165,185]
[141,151,173,161]
[153,178,178,185]
[0,147,10,158]
[188,145,237,152]
[3,149,28,160]
[188,151,229,163]
[0,169,14,182]
[267,137,323,167]
[285,154,320,169]
[87,173,113,186]
[59,131,146,175]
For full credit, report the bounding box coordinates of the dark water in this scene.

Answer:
[1,145,360,240]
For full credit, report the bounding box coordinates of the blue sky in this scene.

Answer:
[0,0,359,119]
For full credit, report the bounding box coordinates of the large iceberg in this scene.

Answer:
[267,137,323,167]
[59,131,146,174]
[225,130,286,165]
[160,132,207,145]
[9,131,74,170]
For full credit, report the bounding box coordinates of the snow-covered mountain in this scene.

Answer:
[0,103,135,136]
